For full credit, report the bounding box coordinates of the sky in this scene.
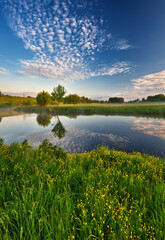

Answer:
[0,0,165,100]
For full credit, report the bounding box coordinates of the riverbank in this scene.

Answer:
[0,140,164,239]
[15,103,165,117]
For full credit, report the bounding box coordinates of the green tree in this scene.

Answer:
[51,85,67,103]
[147,94,165,102]
[36,91,51,106]
[64,94,81,104]
[0,91,2,97]
[109,97,124,103]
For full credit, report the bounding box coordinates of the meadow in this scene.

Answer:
[0,139,164,239]
[0,96,36,108]
[1,95,165,117]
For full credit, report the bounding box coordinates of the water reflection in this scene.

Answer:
[67,115,78,119]
[0,117,2,123]
[36,114,53,127]
[51,116,67,139]
[36,114,67,139]
[0,113,165,156]
[132,118,165,140]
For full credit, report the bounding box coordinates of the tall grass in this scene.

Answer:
[15,104,165,117]
[0,139,164,239]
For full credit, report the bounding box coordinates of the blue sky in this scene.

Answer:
[0,0,165,100]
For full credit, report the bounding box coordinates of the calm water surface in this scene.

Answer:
[0,113,165,156]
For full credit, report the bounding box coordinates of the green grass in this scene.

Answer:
[1,96,165,116]
[0,96,37,108]
[16,103,165,117]
[0,139,164,239]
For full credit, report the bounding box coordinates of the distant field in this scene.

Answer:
[0,96,37,107]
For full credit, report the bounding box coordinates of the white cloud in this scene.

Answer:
[20,59,130,82]
[2,0,132,81]
[89,62,130,77]
[131,70,165,91]
[115,69,165,101]
[0,67,8,75]
[112,39,132,50]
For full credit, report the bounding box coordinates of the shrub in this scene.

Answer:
[64,94,81,104]
[36,91,51,106]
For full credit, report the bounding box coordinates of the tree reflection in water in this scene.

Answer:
[36,114,67,139]
[51,116,67,139]
[36,114,52,127]
[0,117,2,123]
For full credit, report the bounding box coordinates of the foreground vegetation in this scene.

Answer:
[16,104,165,117]
[0,139,164,239]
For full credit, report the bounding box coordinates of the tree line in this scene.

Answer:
[36,85,126,106]
[1,88,165,106]
[128,94,165,103]
[35,87,165,106]
[36,85,94,106]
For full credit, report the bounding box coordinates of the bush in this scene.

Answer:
[64,94,81,104]
[39,139,67,159]
[36,91,51,106]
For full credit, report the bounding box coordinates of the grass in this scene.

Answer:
[15,103,165,117]
[0,139,164,239]
[0,96,37,108]
[1,95,165,117]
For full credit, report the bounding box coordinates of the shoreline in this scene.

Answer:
[14,103,165,117]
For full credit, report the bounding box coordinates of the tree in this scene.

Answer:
[51,85,67,103]
[36,91,51,106]
[147,94,165,102]
[64,94,81,104]
[0,91,2,97]
[109,97,124,103]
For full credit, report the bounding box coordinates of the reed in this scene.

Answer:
[16,104,165,117]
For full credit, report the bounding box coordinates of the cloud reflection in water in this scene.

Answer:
[24,124,129,153]
[132,118,165,140]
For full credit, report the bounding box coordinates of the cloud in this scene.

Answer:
[0,67,8,75]
[90,62,130,78]
[131,70,165,91]
[2,0,131,81]
[2,91,37,97]
[112,39,132,50]
[20,60,130,81]
[115,69,165,101]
